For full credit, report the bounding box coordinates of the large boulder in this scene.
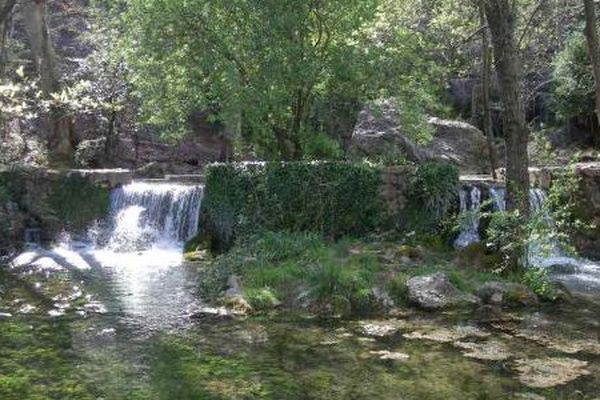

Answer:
[351,98,499,173]
[407,272,480,310]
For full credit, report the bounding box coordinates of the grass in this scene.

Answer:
[200,231,522,316]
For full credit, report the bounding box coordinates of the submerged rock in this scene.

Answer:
[513,329,600,355]
[404,325,489,343]
[407,273,480,310]
[513,357,590,388]
[359,319,408,337]
[453,340,512,361]
[369,350,410,362]
[476,282,539,308]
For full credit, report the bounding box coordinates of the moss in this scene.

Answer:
[47,175,110,232]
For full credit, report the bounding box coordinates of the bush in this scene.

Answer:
[398,162,459,232]
[201,162,384,250]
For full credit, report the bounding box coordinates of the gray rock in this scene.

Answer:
[351,98,499,173]
[476,282,539,308]
[407,272,480,310]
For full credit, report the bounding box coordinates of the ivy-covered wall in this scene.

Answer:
[197,161,459,251]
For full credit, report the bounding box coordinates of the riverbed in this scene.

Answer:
[1,247,600,400]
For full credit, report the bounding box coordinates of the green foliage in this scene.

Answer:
[118,0,446,158]
[486,210,528,273]
[201,231,383,315]
[47,176,110,232]
[522,267,552,298]
[400,162,459,232]
[301,133,344,161]
[201,162,384,250]
[386,273,409,305]
[553,31,595,121]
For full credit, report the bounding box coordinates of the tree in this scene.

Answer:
[120,0,444,160]
[583,0,600,135]
[484,0,530,214]
[478,0,498,179]
[22,0,75,165]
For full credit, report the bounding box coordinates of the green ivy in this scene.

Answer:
[201,162,384,250]
[399,162,459,232]
[47,176,110,232]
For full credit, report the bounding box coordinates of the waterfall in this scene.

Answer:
[454,186,482,249]
[490,186,600,292]
[106,182,203,251]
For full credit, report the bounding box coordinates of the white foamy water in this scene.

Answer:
[454,186,482,248]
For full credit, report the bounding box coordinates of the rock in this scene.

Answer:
[350,98,498,173]
[407,273,480,310]
[426,117,496,173]
[476,282,539,308]
[369,350,410,362]
[359,319,408,337]
[513,357,590,388]
[453,340,512,361]
[190,306,235,321]
[223,275,253,315]
[134,162,166,179]
[370,287,395,310]
[404,325,489,343]
[351,98,428,162]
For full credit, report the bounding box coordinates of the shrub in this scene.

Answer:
[398,162,459,232]
[201,162,384,250]
[522,267,552,297]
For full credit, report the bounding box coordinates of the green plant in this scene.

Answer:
[522,267,552,297]
[386,273,409,305]
[552,31,595,122]
[244,287,280,310]
[399,162,459,232]
[301,133,343,160]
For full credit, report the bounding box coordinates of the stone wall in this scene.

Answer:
[380,166,414,216]
[0,168,121,257]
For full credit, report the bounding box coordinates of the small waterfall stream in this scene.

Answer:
[454,186,482,248]
[485,186,600,292]
[106,182,203,250]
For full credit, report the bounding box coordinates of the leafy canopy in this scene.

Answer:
[118,0,445,159]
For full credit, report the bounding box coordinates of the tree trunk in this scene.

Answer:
[583,0,600,137]
[479,2,498,179]
[484,0,530,214]
[22,0,74,166]
[0,0,15,74]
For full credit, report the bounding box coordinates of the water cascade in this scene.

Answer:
[454,186,482,248]
[11,180,205,327]
[106,182,203,251]
[490,187,600,292]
